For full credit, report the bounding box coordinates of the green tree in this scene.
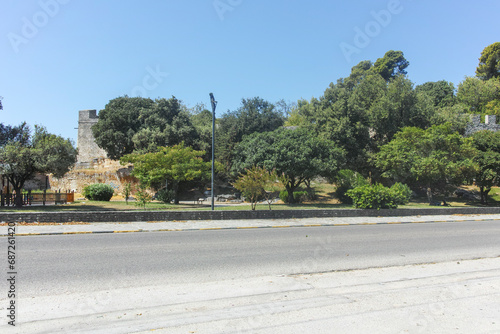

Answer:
[120,144,211,204]
[232,166,275,210]
[430,103,471,135]
[297,80,371,171]
[189,104,214,161]
[372,50,410,81]
[232,128,345,203]
[476,42,500,81]
[415,81,456,108]
[132,97,198,153]
[368,75,433,146]
[92,96,153,159]
[457,77,500,113]
[294,53,424,172]
[0,125,77,207]
[375,125,477,204]
[216,97,285,174]
[93,96,198,159]
[471,130,500,204]
[485,99,500,116]
[0,122,30,147]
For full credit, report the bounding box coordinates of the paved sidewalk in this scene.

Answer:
[2,214,500,236]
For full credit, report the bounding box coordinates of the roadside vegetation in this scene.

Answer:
[1,183,498,212]
[1,43,500,210]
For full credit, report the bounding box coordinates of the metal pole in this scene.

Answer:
[210,93,217,211]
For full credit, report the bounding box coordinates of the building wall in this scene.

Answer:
[77,110,107,166]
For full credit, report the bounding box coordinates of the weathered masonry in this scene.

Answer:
[465,115,500,136]
[77,110,107,168]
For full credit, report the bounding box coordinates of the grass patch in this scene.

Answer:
[2,184,498,212]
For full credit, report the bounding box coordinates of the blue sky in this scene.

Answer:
[1,0,499,144]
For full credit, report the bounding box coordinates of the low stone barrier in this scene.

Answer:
[1,207,500,223]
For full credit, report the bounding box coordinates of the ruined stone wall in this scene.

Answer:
[49,160,137,195]
[465,115,500,136]
[47,110,138,195]
[77,109,107,166]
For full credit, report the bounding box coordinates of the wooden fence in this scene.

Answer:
[1,190,75,206]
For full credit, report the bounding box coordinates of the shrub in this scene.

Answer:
[346,183,411,210]
[279,190,308,204]
[135,186,152,209]
[293,191,308,203]
[155,188,175,204]
[390,182,412,205]
[335,169,369,203]
[279,190,289,203]
[123,182,132,204]
[82,183,115,201]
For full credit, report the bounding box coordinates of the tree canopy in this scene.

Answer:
[120,144,211,204]
[415,80,455,108]
[216,97,285,174]
[470,130,500,204]
[372,50,410,81]
[0,125,77,206]
[476,42,500,81]
[457,76,500,114]
[93,96,198,159]
[375,125,477,203]
[231,127,345,203]
[232,166,282,210]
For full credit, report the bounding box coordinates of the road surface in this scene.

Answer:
[2,220,499,333]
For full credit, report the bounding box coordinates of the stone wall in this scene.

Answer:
[1,207,499,223]
[465,115,500,136]
[49,160,136,194]
[77,110,107,166]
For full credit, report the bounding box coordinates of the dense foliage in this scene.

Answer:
[334,169,369,204]
[120,144,211,204]
[92,96,198,159]
[347,183,412,210]
[0,125,77,206]
[232,166,281,210]
[471,130,500,204]
[82,183,115,201]
[375,125,478,203]
[232,127,345,203]
[3,43,500,207]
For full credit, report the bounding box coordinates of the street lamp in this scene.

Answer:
[209,93,217,211]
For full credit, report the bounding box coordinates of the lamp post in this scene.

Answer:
[209,93,217,211]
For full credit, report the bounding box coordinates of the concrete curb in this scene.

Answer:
[3,218,497,237]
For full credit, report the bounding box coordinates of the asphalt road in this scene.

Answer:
[14,220,500,297]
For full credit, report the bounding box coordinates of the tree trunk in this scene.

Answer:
[173,181,180,204]
[251,199,257,210]
[480,186,490,205]
[13,185,23,207]
[286,185,295,204]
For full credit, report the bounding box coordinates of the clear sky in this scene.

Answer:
[1,0,499,144]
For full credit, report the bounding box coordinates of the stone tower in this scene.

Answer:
[77,110,107,167]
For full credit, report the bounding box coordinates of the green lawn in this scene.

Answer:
[1,185,498,212]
